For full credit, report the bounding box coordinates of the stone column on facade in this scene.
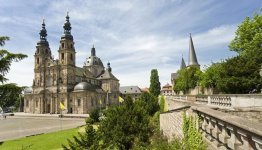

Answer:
[50,96,53,113]
[55,97,58,114]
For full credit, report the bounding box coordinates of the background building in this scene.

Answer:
[161,83,173,96]
[24,14,120,114]
[120,86,142,100]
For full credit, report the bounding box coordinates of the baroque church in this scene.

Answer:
[24,13,120,114]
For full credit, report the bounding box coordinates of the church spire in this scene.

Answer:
[61,12,73,40]
[188,33,199,67]
[91,44,96,56]
[180,55,186,70]
[38,19,48,45]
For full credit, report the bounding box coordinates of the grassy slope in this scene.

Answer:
[0,127,81,150]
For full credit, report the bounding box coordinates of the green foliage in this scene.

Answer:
[229,14,262,55]
[98,96,151,149]
[137,92,159,116]
[89,108,100,123]
[0,36,27,109]
[0,36,27,83]
[182,112,206,150]
[63,124,98,150]
[149,69,161,97]
[0,83,24,109]
[141,131,182,150]
[159,96,167,113]
[200,14,262,93]
[173,67,202,93]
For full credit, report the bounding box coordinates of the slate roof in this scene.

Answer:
[188,33,199,66]
[97,70,119,81]
[120,86,142,94]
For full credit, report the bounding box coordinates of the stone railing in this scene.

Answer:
[210,95,232,107]
[170,95,188,101]
[196,96,208,104]
[192,106,262,150]
[196,94,262,109]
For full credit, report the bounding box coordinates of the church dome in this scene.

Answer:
[84,56,104,67]
[74,82,95,91]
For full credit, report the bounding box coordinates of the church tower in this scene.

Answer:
[58,12,75,66]
[34,19,52,87]
[188,33,200,68]
[58,12,76,90]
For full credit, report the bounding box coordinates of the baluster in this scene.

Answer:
[252,136,262,150]
[237,130,252,150]
[218,122,230,145]
[227,126,242,149]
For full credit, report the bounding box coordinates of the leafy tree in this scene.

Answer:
[98,96,151,149]
[86,108,100,124]
[0,36,27,83]
[137,92,159,116]
[62,124,99,150]
[0,83,24,109]
[200,63,225,89]
[201,14,262,94]
[173,67,202,94]
[0,36,27,109]
[229,14,262,55]
[149,69,161,97]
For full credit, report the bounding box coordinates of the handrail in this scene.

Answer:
[192,106,262,149]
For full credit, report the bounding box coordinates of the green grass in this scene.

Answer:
[0,127,84,150]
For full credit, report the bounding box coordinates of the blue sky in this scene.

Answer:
[0,0,261,88]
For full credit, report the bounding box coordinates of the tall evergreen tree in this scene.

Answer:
[149,69,161,97]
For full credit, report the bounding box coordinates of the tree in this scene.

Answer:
[173,67,202,94]
[201,14,262,94]
[0,83,24,109]
[0,36,27,109]
[62,124,99,150]
[98,96,151,149]
[229,14,262,55]
[0,36,27,83]
[137,92,159,116]
[149,69,161,97]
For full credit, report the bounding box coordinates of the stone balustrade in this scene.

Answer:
[196,96,208,104]
[168,94,262,109]
[171,95,188,101]
[192,106,262,150]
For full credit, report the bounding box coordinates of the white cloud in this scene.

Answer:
[1,0,257,88]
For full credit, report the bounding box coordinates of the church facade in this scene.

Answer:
[24,14,120,114]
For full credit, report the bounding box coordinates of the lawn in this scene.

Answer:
[0,127,84,150]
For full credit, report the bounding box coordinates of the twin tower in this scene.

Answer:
[25,13,120,114]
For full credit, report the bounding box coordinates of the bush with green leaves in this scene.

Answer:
[182,111,206,150]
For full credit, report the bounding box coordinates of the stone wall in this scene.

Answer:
[160,106,191,140]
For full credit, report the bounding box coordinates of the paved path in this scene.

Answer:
[0,116,86,142]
